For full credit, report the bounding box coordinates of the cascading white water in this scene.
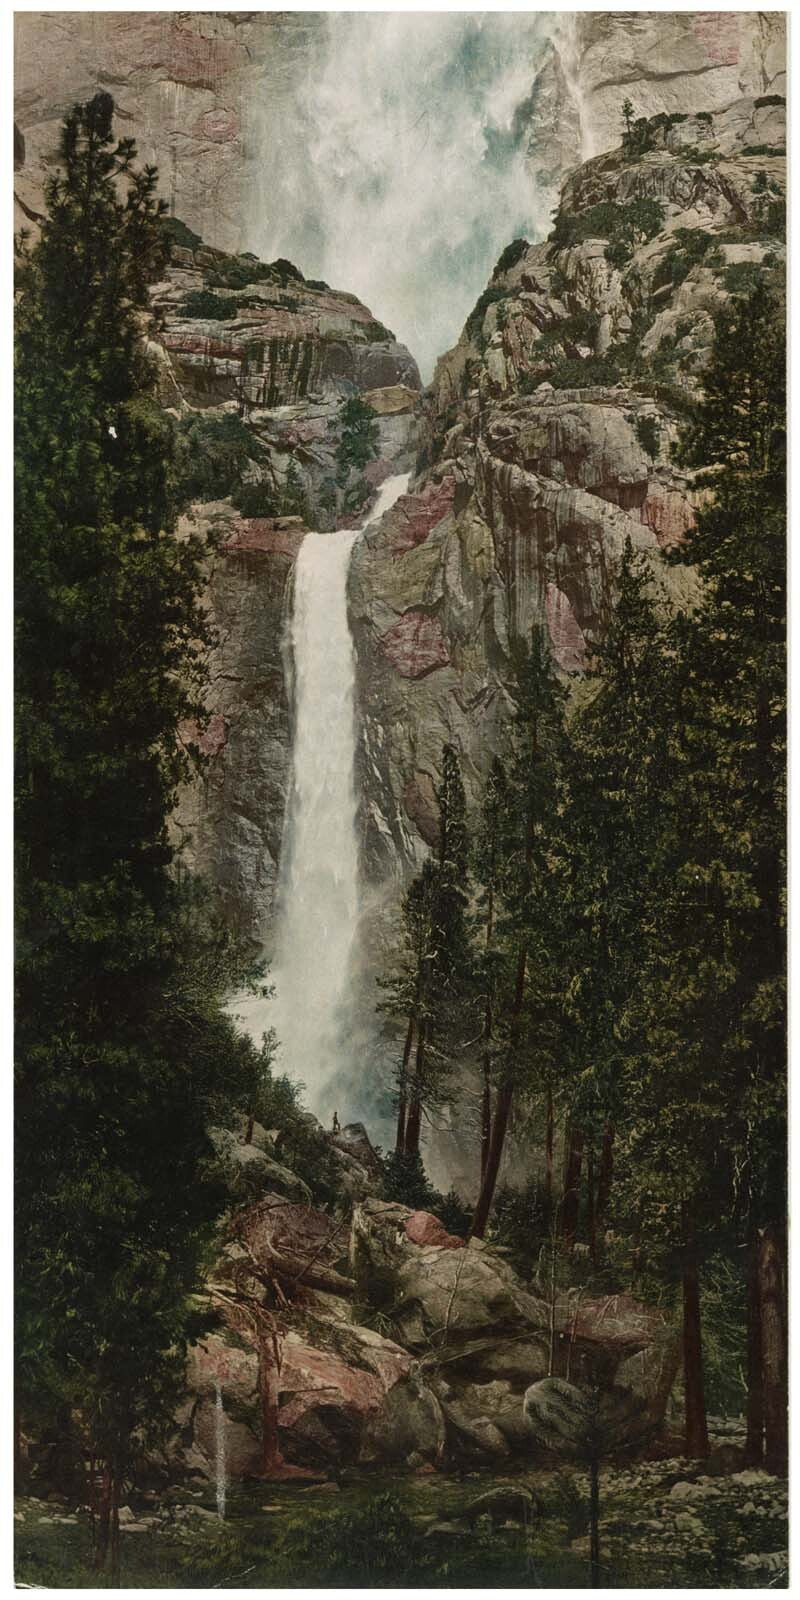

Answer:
[233,473,410,1121]
[214,1381,226,1519]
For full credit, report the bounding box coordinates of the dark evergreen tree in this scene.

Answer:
[15,94,262,1569]
[471,630,569,1238]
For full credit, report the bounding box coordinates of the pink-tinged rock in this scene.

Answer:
[690,11,740,66]
[641,488,695,549]
[403,771,440,847]
[383,476,456,556]
[162,332,246,360]
[405,1211,465,1251]
[363,458,394,489]
[278,1339,386,1431]
[225,518,305,559]
[545,583,587,673]
[193,107,240,143]
[199,713,226,757]
[278,416,327,447]
[379,613,450,679]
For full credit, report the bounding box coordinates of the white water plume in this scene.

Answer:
[233,474,410,1124]
[246,12,581,381]
[214,1381,226,1519]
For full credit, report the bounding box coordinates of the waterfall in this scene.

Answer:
[214,1381,226,1519]
[233,473,410,1121]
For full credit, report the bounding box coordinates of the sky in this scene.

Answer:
[247,12,574,382]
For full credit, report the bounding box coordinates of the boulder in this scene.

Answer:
[208,1126,312,1204]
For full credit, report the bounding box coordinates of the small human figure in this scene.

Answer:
[332,1110,340,1134]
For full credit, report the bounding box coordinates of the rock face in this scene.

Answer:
[351,88,784,882]
[350,1199,679,1462]
[14,12,312,251]
[176,1195,678,1477]
[157,236,421,939]
[573,12,785,159]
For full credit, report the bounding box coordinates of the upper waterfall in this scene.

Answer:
[232,473,411,1121]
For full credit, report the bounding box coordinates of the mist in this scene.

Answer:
[246,12,578,382]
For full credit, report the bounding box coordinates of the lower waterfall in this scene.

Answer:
[233,472,410,1124]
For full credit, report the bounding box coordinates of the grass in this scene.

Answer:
[14,1463,788,1590]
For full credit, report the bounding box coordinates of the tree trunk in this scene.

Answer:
[403,1022,426,1157]
[561,1121,584,1250]
[589,1455,600,1588]
[544,1085,554,1206]
[110,1466,121,1587]
[94,1463,112,1570]
[471,1077,513,1239]
[260,1338,285,1477]
[480,1061,492,1179]
[395,1015,415,1154]
[759,1223,787,1476]
[682,1240,709,1459]
[480,876,495,1180]
[245,1112,255,1144]
[596,1121,615,1226]
[586,1144,597,1265]
[744,1224,764,1466]
[470,938,527,1238]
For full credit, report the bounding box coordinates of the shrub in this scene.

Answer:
[335,394,379,484]
[465,283,507,341]
[231,480,278,518]
[754,94,786,109]
[164,214,202,252]
[180,288,237,321]
[491,237,529,279]
[652,228,715,290]
[742,143,786,157]
[548,351,623,389]
[723,261,763,297]
[634,413,661,458]
[207,255,272,289]
[174,411,263,504]
[362,318,394,342]
[271,256,305,283]
[379,1150,470,1235]
[490,1179,555,1277]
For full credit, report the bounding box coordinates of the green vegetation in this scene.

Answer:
[491,237,529,280]
[754,94,785,109]
[634,413,660,457]
[723,261,763,296]
[174,411,264,505]
[652,227,717,290]
[163,215,203,252]
[180,287,237,320]
[14,93,276,1575]
[742,143,785,157]
[550,198,665,269]
[335,394,380,486]
[465,282,507,343]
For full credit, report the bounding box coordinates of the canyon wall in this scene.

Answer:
[14,7,786,937]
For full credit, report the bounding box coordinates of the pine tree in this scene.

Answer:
[15,94,261,1568]
[471,630,569,1238]
[667,284,787,1470]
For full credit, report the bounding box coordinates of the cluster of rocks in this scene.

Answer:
[573,1458,788,1583]
[165,1193,681,1483]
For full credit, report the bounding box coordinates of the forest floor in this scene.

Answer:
[14,1450,788,1589]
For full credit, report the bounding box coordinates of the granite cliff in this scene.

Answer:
[13,9,786,936]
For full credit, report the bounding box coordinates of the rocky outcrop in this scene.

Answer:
[163,236,421,937]
[573,12,785,159]
[175,1195,678,1477]
[351,93,784,879]
[350,1199,679,1461]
